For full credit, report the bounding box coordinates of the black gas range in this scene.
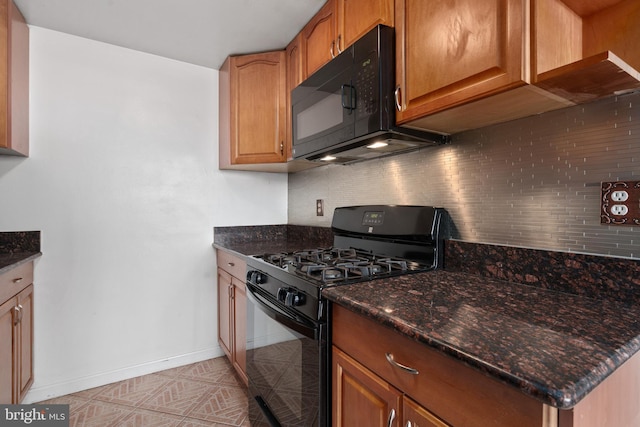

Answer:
[245,205,444,427]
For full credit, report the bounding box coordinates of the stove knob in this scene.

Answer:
[285,290,306,307]
[247,271,266,284]
[277,287,288,303]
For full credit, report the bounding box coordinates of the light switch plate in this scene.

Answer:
[601,181,640,225]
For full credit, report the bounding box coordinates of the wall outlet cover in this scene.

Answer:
[601,181,640,225]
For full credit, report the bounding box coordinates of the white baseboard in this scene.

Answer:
[22,346,225,404]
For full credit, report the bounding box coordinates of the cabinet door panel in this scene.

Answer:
[17,285,33,402]
[0,298,14,403]
[396,0,526,123]
[333,346,402,427]
[231,278,247,385]
[231,51,286,164]
[303,0,336,77]
[337,0,394,51]
[217,269,232,358]
[404,396,450,427]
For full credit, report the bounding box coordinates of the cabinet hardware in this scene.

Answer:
[385,352,419,375]
[13,305,21,325]
[337,35,343,54]
[228,262,235,267]
[17,304,23,322]
[387,408,396,427]
[280,141,284,155]
[330,41,336,59]
[406,421,412,427]
[12,277,23,283]
[394,86,402,111]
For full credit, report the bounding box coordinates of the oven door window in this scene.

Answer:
[246,287,322,427]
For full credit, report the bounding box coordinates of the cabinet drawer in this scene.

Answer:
[216,250,246,280]
[332,304,545,427]
[0,262,33,304]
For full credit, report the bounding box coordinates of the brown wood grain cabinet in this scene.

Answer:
[301,0,336,78]
[394,0,528,126]
[301,0,393,79]
[335,0,394,60]
[0,261,34,403]
[0,0,28,157]
[216,249,247,385]
[285,33,304,161]
[401,0,640,134]
[332,303,640,427]
[219,51,287,169]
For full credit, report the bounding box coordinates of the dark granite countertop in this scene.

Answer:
[322,270,640,409]
[213,225,334,258]
[213,226,640,410]
[0,231,41,274]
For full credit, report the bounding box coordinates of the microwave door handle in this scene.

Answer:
[341,84,356,113]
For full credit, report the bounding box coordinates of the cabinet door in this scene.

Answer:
[333,346,402,427]
[404,396,450,427]
[336,0,394,52]
[302,0,336,77]
[0,297,15,403]
[285,33,304,160]
[217,269,232,359]
[0,0,29,156]
[221,50,286,166]
[231,277,247,385]
[16,284,33,402]
[395,0,527,124]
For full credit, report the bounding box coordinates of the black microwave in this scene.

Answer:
[291,25,448,164]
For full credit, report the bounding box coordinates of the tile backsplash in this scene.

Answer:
[289,92,640,259]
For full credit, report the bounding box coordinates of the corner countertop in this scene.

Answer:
[0,231,41,274]
[322,270,640,409]
[213,226,640,410]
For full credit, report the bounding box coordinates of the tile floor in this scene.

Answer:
[38,356,249,427]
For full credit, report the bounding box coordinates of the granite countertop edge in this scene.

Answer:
[0,252,42,275]
[322,272,640,410]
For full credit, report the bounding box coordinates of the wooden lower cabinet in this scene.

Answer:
[216,250,247,385]
[333,346,448,427]
[332,304,546,427]
[0,261,34,404]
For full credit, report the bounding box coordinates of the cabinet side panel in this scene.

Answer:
[582,0,640,72]
[9,0,28,156]
[0,0,8,149]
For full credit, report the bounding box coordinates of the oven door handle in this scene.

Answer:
[246,283,318,340]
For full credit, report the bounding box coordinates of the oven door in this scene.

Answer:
[245,283,328,427]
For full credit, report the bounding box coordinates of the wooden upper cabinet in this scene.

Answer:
[285,33,304,160]
[0,0,29,157]
[219,50,287,168]
[395,0,528,125]
[301,0,337,78]
[336,0,394,53]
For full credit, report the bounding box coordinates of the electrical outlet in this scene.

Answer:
[316,199,324,216]
[611,190,629,202]
[611,204,629,216]
[601,181,640,225]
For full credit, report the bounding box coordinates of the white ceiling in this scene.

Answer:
[14,0,325,69]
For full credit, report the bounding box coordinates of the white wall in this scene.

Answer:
[0,27,287,402]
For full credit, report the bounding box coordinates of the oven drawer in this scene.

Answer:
[216,249,246,280]
[0,261,34,303]
[332,304,545,427]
